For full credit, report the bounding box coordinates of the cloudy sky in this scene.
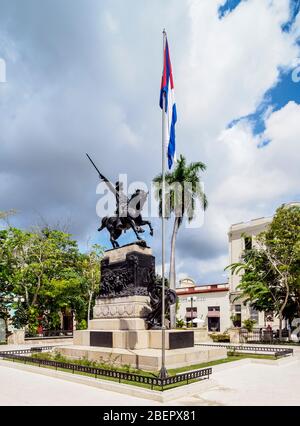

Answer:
[0,0,299,285]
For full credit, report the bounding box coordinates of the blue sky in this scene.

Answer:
[228,68,300,146]
[0,0,300,285]
[225,0,300,145]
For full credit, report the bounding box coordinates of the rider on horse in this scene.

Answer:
[115,181,128,229]
[86,153,153,248]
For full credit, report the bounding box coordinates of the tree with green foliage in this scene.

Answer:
[153,154,207,328]
[0,226,104,334]
[227,205,300,339]
[81,244,103,325]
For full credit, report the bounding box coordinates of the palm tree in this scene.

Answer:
[153,155,207,328]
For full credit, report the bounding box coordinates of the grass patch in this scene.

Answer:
[30,351,154,377]
[168,353,277,375]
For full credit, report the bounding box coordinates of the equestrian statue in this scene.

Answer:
[86,153,153,248]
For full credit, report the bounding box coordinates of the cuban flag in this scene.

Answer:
[160,37,177,169]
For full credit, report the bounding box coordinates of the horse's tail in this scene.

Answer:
[98,216,108,232]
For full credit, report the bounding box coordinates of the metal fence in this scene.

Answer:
[25,330,73,339]
[239,329,290,344]
[0,346,54,355]
[0,352,212,391]
[196,343,293,358]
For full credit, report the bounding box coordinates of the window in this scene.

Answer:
[244,236,252,251]
[185,307,197,327]
[208,306,220,312]
[208,317,220,332]
[250,307,259,322]
[234,305,241,313]
[186,307,197,313]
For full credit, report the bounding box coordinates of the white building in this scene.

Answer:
[228,202,300,328]
[176,278,230,332]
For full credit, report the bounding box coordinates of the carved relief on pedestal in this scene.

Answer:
[93,296,150,319]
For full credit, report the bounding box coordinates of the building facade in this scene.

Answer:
[176,202,299,333]
[176,278,230,332]
[228,202,300,328]
[228,215,272,328]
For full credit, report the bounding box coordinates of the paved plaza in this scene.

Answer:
[173,358,300,406]
[0,362,158,406]
[1,355,300,406]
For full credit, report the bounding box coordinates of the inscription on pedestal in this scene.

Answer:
[169,331,194,349]
[90,331,113,348]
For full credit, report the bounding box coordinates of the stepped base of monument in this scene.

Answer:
[74,329,195,350]
[55,345,227,372]
[88,318,148,331]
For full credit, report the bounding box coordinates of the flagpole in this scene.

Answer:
[159,28,168,380]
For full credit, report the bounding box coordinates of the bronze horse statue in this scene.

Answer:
[86,154,153,248]
[98,188,153,248]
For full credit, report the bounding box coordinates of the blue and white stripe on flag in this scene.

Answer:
[160,37,177,169]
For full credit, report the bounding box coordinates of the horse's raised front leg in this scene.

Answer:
[128,218,142,240]
[139,219,154,236]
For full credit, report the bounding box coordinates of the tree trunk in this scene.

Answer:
[279,314,283,341]
[278,276,289,341]
[87,292,93,327]
[32,275,42,306]
[4,314,9,341]
[169,217,180,329]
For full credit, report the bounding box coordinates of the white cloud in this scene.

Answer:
[178,0,297,138]
[215,101,300,207]
[0,0,299,284]
[171,0,300,282]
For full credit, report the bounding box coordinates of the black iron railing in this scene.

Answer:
[239,329,290,344]
[0,352,212,391]
[195,343,293,358]
[0,346,54,355]
[25,330,73,339]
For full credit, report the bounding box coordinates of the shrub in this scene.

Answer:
[230,314,241,327]
[76,319,87,330]
[176,318,185,328]
[242,318,256,332]
[210,333,230,342]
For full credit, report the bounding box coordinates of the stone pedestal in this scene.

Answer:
[99,243,155,299]
[92,295,150,330]
[193,327,210,343]
[7,329,25,345]
[74,328,195,350]
[63,243,228,371]
[228,327,241,343]
[57,345,227,372]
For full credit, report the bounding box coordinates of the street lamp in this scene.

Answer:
[187,296,197,328]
